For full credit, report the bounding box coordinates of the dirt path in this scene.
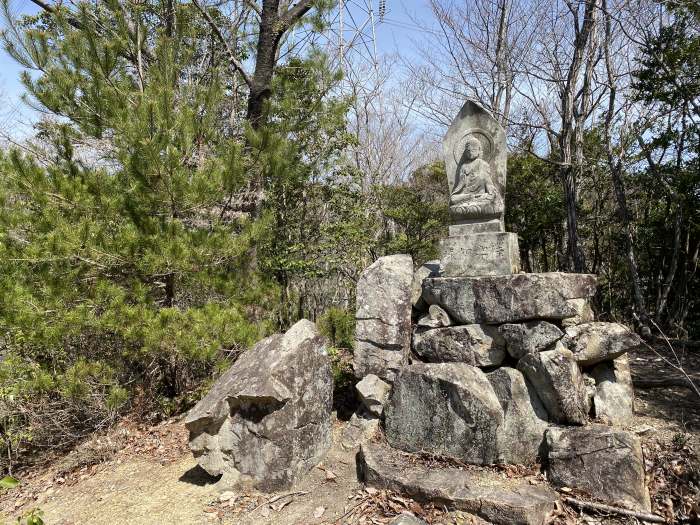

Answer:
[2,345,699,525]
[2,422,373,525]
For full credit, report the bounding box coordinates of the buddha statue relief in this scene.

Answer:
[449,135,504,220]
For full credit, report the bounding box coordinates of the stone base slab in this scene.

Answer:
[358,441,559,525]
[439,232,520,277]
[449,218,503,236]
[422,272,598,324]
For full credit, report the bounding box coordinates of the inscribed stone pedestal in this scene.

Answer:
[440,232,520,277]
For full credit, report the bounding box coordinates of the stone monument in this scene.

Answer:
[440,100,520,277]
[350,99,650,522]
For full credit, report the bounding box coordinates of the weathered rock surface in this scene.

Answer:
[545,425,651,511]
[498,321,563,359]
[561,298,594,327]
[592,354,634,426]
[517,345,589,424]
[486,367,549,465]
[412,325,506,366]
[385,363,502,464]
[416,304,452,329]
[185,320,332,491]
[355,254,413,381]
[358,442,559,525]
[355,374,391,418]
[412,260,441,310]
[439,232,520,277]
[422,273,597,324]
[564,322,642,366]
[340,412,380,451]
[389,513,428,525]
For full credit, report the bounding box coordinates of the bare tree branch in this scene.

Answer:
[191,0,253,88]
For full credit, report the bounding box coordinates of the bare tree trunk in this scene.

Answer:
[602,0,648,325]
[556,0,598,273]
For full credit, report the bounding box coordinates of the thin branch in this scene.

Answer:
[243,0,261,16]
[564,497,665,523]
[279,0,314,32]
[191,0,253,87]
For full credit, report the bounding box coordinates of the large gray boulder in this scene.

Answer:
[422,273,597,324]
[355,254,413,381]
[185,320,332,491]
[564,322,642,366]
[498,321,563,359]
[591,354,635,426]
[517,345,589,425]
[487,367,549,465]
[385,363,503,464]
[412,324,505,366]
[545,425,651,511]
[355,374,391,418]
[358,442,559,525]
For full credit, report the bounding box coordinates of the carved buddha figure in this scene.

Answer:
[449,135,504,219]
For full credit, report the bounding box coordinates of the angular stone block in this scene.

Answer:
[545,425,651,511]
[439,232,520,277]
[517,344,589,425]
[498,321,564,359]
[355,374,391,418]
[416,304,452,329]
[592,354,635,426]
[185,320,332,491]
[385,363,503,464]
[411,260,441,309]
[422,272,597,324]
[355,254,413,381]
[412,324,505,366]
[358,441,559,525]
[561,298,594,327]
[564,322,642,366]
[340,412,380,451]
[486,367,549,465]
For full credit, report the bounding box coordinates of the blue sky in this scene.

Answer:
[0,1,433,110]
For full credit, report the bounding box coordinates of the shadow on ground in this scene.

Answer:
[179,464,221,487]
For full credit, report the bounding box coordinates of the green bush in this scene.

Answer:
[317,307,355,350]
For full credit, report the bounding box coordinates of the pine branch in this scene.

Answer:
[27,0,155,64]
[191,0,253,88]
[279,0,315,32]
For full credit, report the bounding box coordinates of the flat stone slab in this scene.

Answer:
[358,442,559,525]
[422,272,597,324]
[439,232,520,277]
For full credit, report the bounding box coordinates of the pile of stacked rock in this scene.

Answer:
[352,102,650,525]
